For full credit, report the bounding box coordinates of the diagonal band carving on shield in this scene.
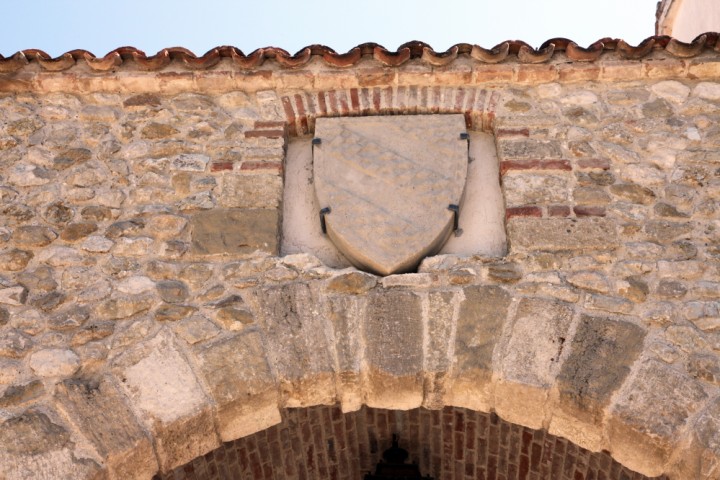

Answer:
[313,114,468,276]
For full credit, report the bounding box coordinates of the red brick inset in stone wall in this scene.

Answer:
[156,406,668,480]
[281,87,500,136]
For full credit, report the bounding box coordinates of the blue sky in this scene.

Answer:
[1,0,659,57]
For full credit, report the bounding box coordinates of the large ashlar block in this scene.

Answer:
[192,331,280,442]
[608,359,709,477]
[325,293,368,412]
[111,329,219,472]
[447,285,511,412]
[507,217,619,252]
[190,208,279,255]
[364,289,424,409]
[247,282,337,407]
[422,290,461,409]
[54,376,158,479]
[550,315,645,452]
[0,409,101,480]
[495,298,574,429]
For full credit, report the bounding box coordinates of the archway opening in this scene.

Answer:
[156,405,668,480]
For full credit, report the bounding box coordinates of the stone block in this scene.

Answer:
[449,285,511,412]
[0,410,101,479]
[190,208,279,255]
[364,289,424,409]
[55,377,158,479]
[111,329,218,472]
[498,139,562,160]
[551,315,645,451]
[423,290,460,409]
[507,218,618,252]
[608,359,708,476]
[326,294,366,412]
[193,331,280,442]
[495,298,574,428]
[248,283,336,406]
[220,174,282,209]
[503,174,571,205]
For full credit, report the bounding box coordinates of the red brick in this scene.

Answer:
[317,91,328,115]
[573,206,606,217]
[349,88,360,113]
[281,96,297,136]
[294,93,309,134]
[254,120,286,129]
[506,206,543,219]
[496,128,530,138]
[548,205,572,217]
[210,161,233,172]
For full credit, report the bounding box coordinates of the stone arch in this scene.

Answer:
[19,269,713,479]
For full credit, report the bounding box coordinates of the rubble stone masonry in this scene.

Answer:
[0,50,719,479]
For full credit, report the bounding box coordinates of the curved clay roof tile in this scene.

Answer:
[517,43,555,63]
[229,48,265,69]
[5,34,720,72]
[470,42,510,63]
[616,38,657,59]
[323,47,362,68]
[565,41,605,61]
[421,45,458,66]
[0,51,28,72]
[373,46,411,66]
[84,51,122,71]
[132,49,172,70]
[666,34,707,57]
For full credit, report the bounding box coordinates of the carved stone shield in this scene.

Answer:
[313,114,468,275]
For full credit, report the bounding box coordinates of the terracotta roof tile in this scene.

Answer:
[2,34,720,73]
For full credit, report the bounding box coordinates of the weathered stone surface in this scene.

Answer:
[423,290,460,408]
[214,306,254,330]
[496,298,574,428]
[13,225,57,246]
[220,175,282,209]
[503,174,570,205]
[551,315,645,450]
[17,265,57,292]
[144,214,187,239]
[450,285,511,411]
[609,183,656,204]
[28,348,80,378]
[60,222,98,242]
[249,283,335,406]
[0,249,33,271]
[314,115,467,276]
[55,377,158,479]
[173,315,220,345]
[193,331,280,441]
[112,329,218,471]
[609,359,708,476]
[644,220,693,243]
[566,270,610,293]
[0,306,9,326]
[0,286,28,305]
[155,304,196,322]
[325,294,365,411]
[0,380,44,408]
[54,148,92,169]
[96,295,154,320]
[0,411,101,479]
[190,208,279,255]
[499,139,562,159]
[156,280,189,304]
[0,329,34,358]
[508,218,618,251]
[30,291,66,311]
[364,289,424,408]
[141,122,178,139]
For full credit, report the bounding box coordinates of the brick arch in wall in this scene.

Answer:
[278,86,501,136]
[47,275,716,480]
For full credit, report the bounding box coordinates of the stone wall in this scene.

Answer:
[0,51,720,480]
[158,405,666,480]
